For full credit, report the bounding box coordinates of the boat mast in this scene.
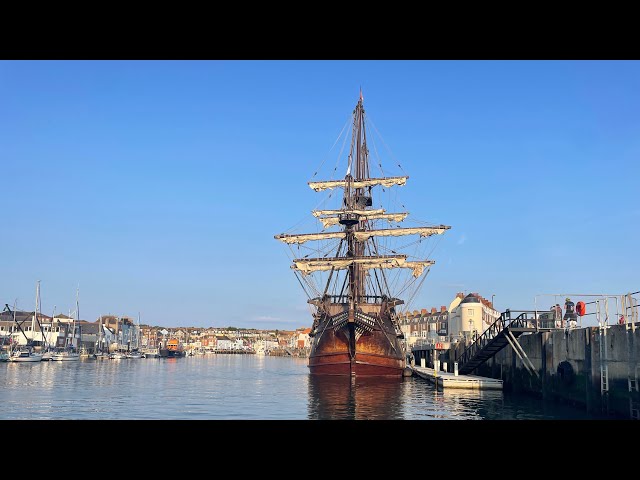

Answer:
[97,315,102,353]
[73,286,79,350]
[32,281,39,347]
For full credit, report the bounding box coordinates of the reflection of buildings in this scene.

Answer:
[307,375,405,420]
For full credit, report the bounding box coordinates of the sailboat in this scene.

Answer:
[41,286,57,361]
[93,316,109,359]
[6,300,43,362]
[52,288,80,361]
[126,313,143,358]
[275,92,450,377]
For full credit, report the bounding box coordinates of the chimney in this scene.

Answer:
[421,308,427,315]
[441,306,446,312]
[457,292,464,299]
[431,307,437,314]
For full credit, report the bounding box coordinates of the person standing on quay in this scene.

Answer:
[554,304,563,328]
[564,298,577,329]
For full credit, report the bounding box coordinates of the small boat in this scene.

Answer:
[109,351,127,360]
[93,351,109,360]
[1,351,11,362]
[6,287,44,363]
[41,348,56,361]
[51,348,80,361]
[52,288,81,362]
[126,350,143,359]
[9,346,43,362]
[141,347,159,358]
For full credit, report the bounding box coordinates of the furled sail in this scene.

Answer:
[274,231,345,245]
[317,212,409,228]
[353,226,450,241]
[275,225,449,245]
[312,209,385,217]
[292,255,435,278]
[308,176,408,192]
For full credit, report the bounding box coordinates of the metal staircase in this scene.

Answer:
[456,310,539,375]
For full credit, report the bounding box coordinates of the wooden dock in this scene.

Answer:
[410,365,503,390]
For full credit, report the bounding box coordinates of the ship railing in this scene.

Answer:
[323,295,395,304]
[455,309,540,368]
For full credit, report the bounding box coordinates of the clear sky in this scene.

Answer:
[2,60,639,329]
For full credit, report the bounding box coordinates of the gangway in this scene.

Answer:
[456,310,539,376]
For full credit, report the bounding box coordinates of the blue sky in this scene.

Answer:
[1,60,638,329]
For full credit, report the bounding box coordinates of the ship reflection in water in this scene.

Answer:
[306,375,597,420]
[307,375,406,420]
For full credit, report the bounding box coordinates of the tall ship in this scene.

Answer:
[275,92,450,377]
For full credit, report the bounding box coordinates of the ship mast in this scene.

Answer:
[345,94,368,306]
[275,92,451,318]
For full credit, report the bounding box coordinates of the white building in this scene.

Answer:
[448,292,499,341]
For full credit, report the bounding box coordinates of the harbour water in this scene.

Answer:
[1,354,610,420]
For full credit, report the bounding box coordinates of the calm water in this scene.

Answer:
[0,354,608,420]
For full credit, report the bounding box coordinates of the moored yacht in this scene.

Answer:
[9,346,43,362]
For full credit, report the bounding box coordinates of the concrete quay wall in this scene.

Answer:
[474,323,640,419]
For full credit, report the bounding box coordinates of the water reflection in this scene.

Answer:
[432,388,504,419]
[307,375,406,420]
[1,356,610,420]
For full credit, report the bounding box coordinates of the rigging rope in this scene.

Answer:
[308,115,351,182]
[367,115,408,177]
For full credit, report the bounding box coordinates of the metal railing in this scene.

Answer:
[455,309,540,368]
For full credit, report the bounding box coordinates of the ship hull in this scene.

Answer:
[159,349,185,358]
[308,306,406,377]
[308,352,405,377]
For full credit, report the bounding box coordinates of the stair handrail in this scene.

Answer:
[456,310,540,367]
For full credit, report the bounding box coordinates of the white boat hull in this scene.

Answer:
[10,353,43,362]
[51,353,80,361]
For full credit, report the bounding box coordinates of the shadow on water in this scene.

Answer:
[307,375,405,420]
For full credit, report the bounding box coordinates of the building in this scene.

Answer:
[398,291,499,348]
[447,292,499,341]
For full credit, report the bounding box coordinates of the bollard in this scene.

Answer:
[420,357,426,368]
[454,362,458,376]
[443,361,448,372]
[435,359,440,372]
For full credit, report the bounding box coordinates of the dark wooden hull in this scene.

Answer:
[308,309,405,377]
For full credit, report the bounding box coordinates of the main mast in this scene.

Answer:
[345,93,364,308]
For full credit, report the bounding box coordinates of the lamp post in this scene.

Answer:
[491,294,495,308]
